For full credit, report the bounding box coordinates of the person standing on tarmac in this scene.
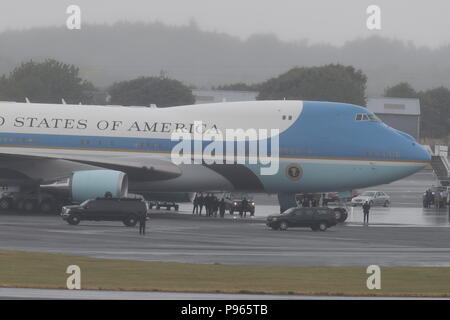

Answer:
[213,195,219,217]
[219,198,226,218]
[242,198,249,218]
[198,193,204,216]
[205,194,211,216]
[362,200,371,225]
[139,214,146,235]
[192,193,199,215]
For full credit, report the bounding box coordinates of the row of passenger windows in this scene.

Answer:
[80,139,115,146]
[0,137,40,143]
[355,113,381,122]
[81,139,163,149]
[134,142,163,149]
[0,137,163,150]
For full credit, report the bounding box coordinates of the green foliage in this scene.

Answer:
[384,82,418,98]
[109,77,195,108]
[257,64,367,106]
[419,87,450,139]
[0,59,95,104]
[215,83,260,91]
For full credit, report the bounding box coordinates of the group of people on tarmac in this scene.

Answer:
[296,194,326,207]
[423,188,449,209]
[192,193,226,218]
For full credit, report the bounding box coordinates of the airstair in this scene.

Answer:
[427,145,450,187]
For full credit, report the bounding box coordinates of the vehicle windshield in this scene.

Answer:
[282,208,296,215]
[80,200,91,207]
[361,191,376,197]
[230,193,252,200]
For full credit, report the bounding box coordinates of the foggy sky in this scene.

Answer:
[1,0,449,47]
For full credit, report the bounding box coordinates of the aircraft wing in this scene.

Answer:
[0,149,182,182]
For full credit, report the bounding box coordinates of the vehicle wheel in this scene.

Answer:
[279,221,288,231]
[24,200,35,212]
[318,222,328,231]
[68,215,80,225]
[124,215,138,227]
[383,200,390,207]
[334,208,348,223]
[175,205,179,211]
[156,205,160,210]
[340,212,348,223]
[39,200,54,213]
[0,198,11,210]
[334,211,341,221]
[230,209,234,215]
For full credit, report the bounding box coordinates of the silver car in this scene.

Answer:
[351,191,390,207]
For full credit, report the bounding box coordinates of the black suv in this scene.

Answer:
[223,192,255,215]
[266,207,338,231]
[61,197,149,226]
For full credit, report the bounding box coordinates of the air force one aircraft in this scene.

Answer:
[0,100,430,211]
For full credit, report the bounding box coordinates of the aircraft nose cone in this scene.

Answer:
[415,143,431,162]
[394,129,430,163]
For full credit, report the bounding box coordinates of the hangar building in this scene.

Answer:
[366,97,421,139]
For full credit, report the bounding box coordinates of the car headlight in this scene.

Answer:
[234,202,237,206]
[251,202,255,206]
[272,217,278,221]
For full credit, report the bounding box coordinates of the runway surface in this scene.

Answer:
[1,287,444,300]
[1,207,450,267]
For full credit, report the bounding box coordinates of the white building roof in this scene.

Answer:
[366,97,420,115]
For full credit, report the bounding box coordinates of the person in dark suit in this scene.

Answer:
[192,193,199,215]
[219,198,226,218]
[362,201,371,225]
[139,214,146,235]
[198,193,205,216]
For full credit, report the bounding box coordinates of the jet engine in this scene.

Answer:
[70,170,128,202]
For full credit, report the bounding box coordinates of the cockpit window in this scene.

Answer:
[355,113,381,122]
[367,114,381,122]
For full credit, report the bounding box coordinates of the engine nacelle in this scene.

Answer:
[70,170,128,202]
